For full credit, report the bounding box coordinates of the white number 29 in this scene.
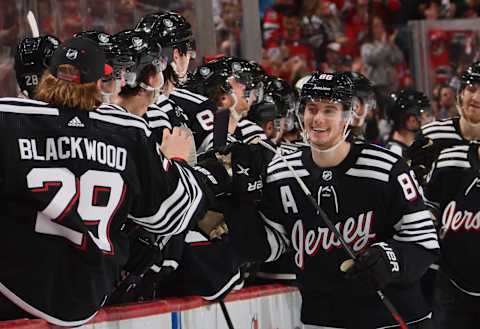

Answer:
[27,168,125,254]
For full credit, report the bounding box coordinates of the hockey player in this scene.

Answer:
[424,142,480,328]
[407,61,480,182]
[255,72,439,328]
[188,56,267,153]
[0,36,206,325]
[14,35,60,98]
[344,72,377,140]
[135,12,208,147]
[385,89,431,157]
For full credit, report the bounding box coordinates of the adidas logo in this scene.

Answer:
[67,116,84,128]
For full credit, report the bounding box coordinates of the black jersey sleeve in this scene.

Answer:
[127,136,207,236]
[385,159,440,284]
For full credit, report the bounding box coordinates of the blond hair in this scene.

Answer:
[35,64,101,111]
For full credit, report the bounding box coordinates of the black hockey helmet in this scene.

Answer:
[247,101,278,125]
[135,12,194,60]
[14,35,60,96]
[387,89,430,129]
[111,29,166,88]
[187,56,266,97]
[263,76,297,116]
[459,61,480,90]
[299,71,355,112]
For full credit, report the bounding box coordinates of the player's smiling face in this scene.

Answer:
[461,83,480,124]
[303,100,346,149]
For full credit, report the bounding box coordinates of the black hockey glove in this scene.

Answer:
[405,136,441,185]
[231,142,269,202]
[344,242,401,291]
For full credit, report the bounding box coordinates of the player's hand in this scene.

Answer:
[405,136,440,184]
[160,127,195,162]
[343,242,401,291]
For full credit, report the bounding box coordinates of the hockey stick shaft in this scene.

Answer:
[26,11,39,37]
[258,141,408,329]
[219,299,235,329]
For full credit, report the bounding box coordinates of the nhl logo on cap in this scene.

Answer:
[66,48,78,60]
[322,170,333,181]
[163,19,173,28]
[199,66,211,77]
[232,62,242,72]
[132,37,143,49]
[98,33,110,44]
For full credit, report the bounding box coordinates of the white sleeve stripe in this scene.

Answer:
[259,211,288,237]
[146,110,170,119]
[266,169,310,183]
[132,191,188,228]
[170,90,204,104]
[398,228,437,235]
[401,220,435,230]
[129,178,186,223]
[96,108,148,123]
[267,160,303,174]
[393,235,440,249]
[398,210,432,224]
[149,120,172,129]
[356,157,393,171]
[361,149,397,163]
[438,152,468,159]
[393,233,439,242]
[422,125,456,134]
[0,97,49,105]
[422,119,453,128]
[241,124,265,135]
[269,151,302,165]
[437,160,470,168]
[0,104,59,115]
[142,166,203,235]
[427,133,463,140]
[345,168,389,182]
[89,112,151,137]
[197,132,214,154]
[173,88,208,102]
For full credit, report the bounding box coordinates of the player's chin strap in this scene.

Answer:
[257,140,409,329]
[228,93,244,123]
[308,112,353,154]
[140,82,162,104]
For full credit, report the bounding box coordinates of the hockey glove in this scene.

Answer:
[405,136,440,185]
[344,242,401,291]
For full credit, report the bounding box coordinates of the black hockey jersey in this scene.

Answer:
[385,139,409,158]
[0,98,206,326]
[257,142,439,328]
[169,88,218,149]
[144,94,188,144]
[425,144,480,295]
[420,116,466,149]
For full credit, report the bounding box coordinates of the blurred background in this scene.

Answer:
[1,0,480,122]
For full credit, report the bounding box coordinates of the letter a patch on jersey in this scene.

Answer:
[280,185,298,214]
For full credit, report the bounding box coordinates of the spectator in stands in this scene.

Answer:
[361,15,404,94]
[436,84,458,119]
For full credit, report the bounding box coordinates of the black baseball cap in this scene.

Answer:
[49,36,112,84]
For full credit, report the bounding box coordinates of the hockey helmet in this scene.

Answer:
[135,12,194,59]
[459,61,480,91]
[14,35,60,96]
[299,71,355,113]
[387,89,430,129]
[111,29,167,88]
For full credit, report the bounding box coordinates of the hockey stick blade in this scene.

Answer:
[258,141,409,329]
[26,11,40,37]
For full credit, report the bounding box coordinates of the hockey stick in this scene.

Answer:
[26,11,40,37]
[219,299,235,329]
[258,140,409,329]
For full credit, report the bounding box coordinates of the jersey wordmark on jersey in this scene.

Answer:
[258,142,439,328]
[425,144,480,295]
